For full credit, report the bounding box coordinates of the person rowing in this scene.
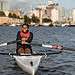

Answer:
[16,23,33,55]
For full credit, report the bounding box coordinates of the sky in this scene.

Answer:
[8,0,75,10]
[56,0,75,9]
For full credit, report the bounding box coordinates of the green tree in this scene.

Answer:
[8,13,13,18]
[43,18,52,23]
[31,14,39,23]
[24,15,31,24]
[0,11,6,17]
[12,13,17,18]
[8,13,20,19]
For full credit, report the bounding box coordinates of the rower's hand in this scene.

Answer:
[21,38,27,44]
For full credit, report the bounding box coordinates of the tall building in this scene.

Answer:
[51,8,59,22]
[0,0,9,11]
[57,6,65,22]
[27,0,65,24]
[46,0,59,22]
[72,9,75,24]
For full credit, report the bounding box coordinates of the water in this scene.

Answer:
[0,26,75,75]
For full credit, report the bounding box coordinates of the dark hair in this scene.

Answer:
[21,23,29,28]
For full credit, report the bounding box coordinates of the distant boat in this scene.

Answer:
[68,24,75,27]
[42,23,50,26]
[9,24,16,27]
[16,23,21,26]
[61,23,69,27]
[30,23,36,26]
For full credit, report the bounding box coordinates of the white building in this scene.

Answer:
[0,0,9,11]
[57,6,65,22]
[51,8,59,22]
[27,0,65,24]
[27,5,46,18]
[27,9,40,18]
[72,9,75,23]
[46,0,59,22]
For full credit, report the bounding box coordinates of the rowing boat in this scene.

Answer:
[13,55,42,75]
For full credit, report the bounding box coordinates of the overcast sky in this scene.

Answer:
[8,0,75,10]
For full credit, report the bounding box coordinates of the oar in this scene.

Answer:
[0,40,42,47]
[0,40,17,46]
[42,44,75,51]
[0,52,61,56]
[0,52,16,55]
[62,47,75,51]
[0,40,21,46]
[0,40,75,51]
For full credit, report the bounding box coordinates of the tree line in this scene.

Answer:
[0,11,52,24]
[24,14,52,24]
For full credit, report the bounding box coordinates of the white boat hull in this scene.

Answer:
[13,55,42,75]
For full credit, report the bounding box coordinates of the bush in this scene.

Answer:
[24,15,31,24]
[8,13,20,19]
[31,14,40,23]
[0,11,6,17]
[43,18,52,22]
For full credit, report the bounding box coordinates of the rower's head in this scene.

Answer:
[21,23,29,33]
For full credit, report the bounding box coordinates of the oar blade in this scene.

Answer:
[0,43,7,46]
[63,47,75,51]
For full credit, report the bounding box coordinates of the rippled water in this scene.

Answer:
[0,26,75,75]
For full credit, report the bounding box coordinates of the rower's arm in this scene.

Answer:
[27,32,33,43]
[16,31,21,44]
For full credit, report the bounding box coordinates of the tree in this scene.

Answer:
[43,18,52,23]
[8,13,13,18]
[31,14,40,23]
[0,11,6,17]
[24,15,31,24]
[8,13,20,19]
[13,13,17,18]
